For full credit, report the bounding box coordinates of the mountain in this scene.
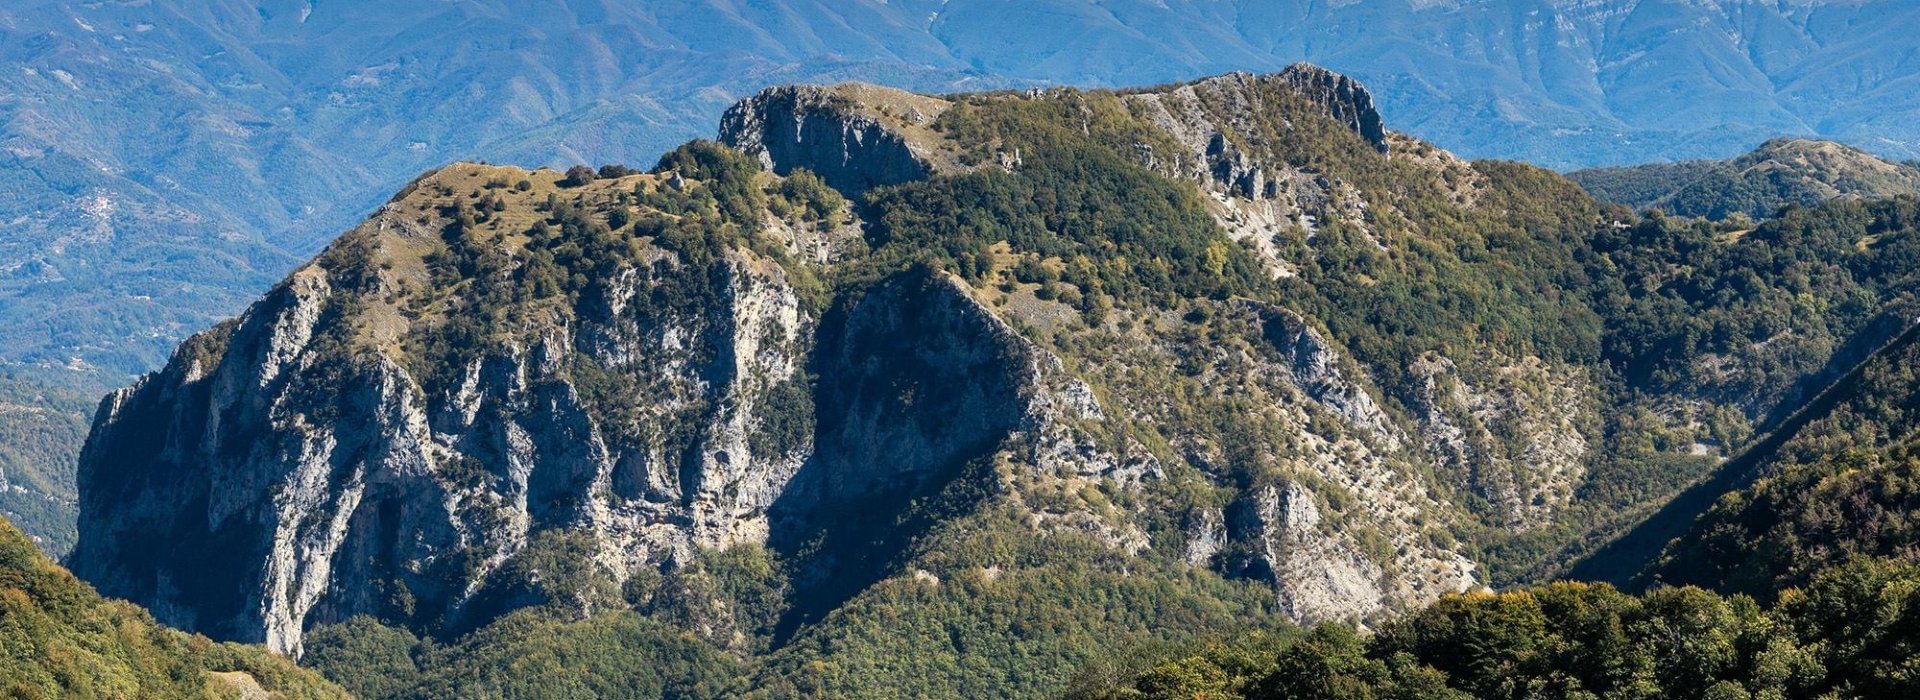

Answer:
[70,66,1483,655]
[0,514,347,699]
[1571,138,1920,220]
[67,63,1920,697]
[63,67,1595,696]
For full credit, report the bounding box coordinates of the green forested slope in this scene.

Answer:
[0,516,347,699]
[1071,558,1920,700]
[1640,327,1920,600]
[306,530,1286,699]
[1588,197,1920,423]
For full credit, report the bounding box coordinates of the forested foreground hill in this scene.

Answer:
[1070,559,1920,699]
[62,66,1920,698]
[0,515,347,699]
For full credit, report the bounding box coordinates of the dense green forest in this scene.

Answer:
[304,611,744,699]
[0,516,347,699]
[1569,159,1725,214]
[1072,558,1920,700]
[1588,197,1920,419]
[303,508,1288,698]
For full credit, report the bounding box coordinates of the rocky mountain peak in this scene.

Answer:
[721,65,1397,204]
[69,155,853,655]
[718,82,954,197]
[1272,63,1390,154]
[72,67,1612,672]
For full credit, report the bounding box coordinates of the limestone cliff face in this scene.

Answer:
[780,270,1029,511]
[1227,482,1384,624]
[71,164,831,655]
[1217,302,1479,620]
[1248,304,1403,451]
[1411,353,1595,530]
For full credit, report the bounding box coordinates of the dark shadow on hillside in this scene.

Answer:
[1568,319,1920,588]
[1756,305,1920,434]
[764,269,1028,646]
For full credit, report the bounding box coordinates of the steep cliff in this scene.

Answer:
[71,155,844,655]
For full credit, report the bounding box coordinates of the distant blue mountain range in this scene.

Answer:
[4,0,1920,384]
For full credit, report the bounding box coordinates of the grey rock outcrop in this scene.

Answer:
[1274,64,1389,154]
[1227,481,1384,624]
[1410,352,1595,530]
[1247,303,1403,450]
[1118,69,1407,279]
[779,269,1029,510]
[719,83,948,198]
